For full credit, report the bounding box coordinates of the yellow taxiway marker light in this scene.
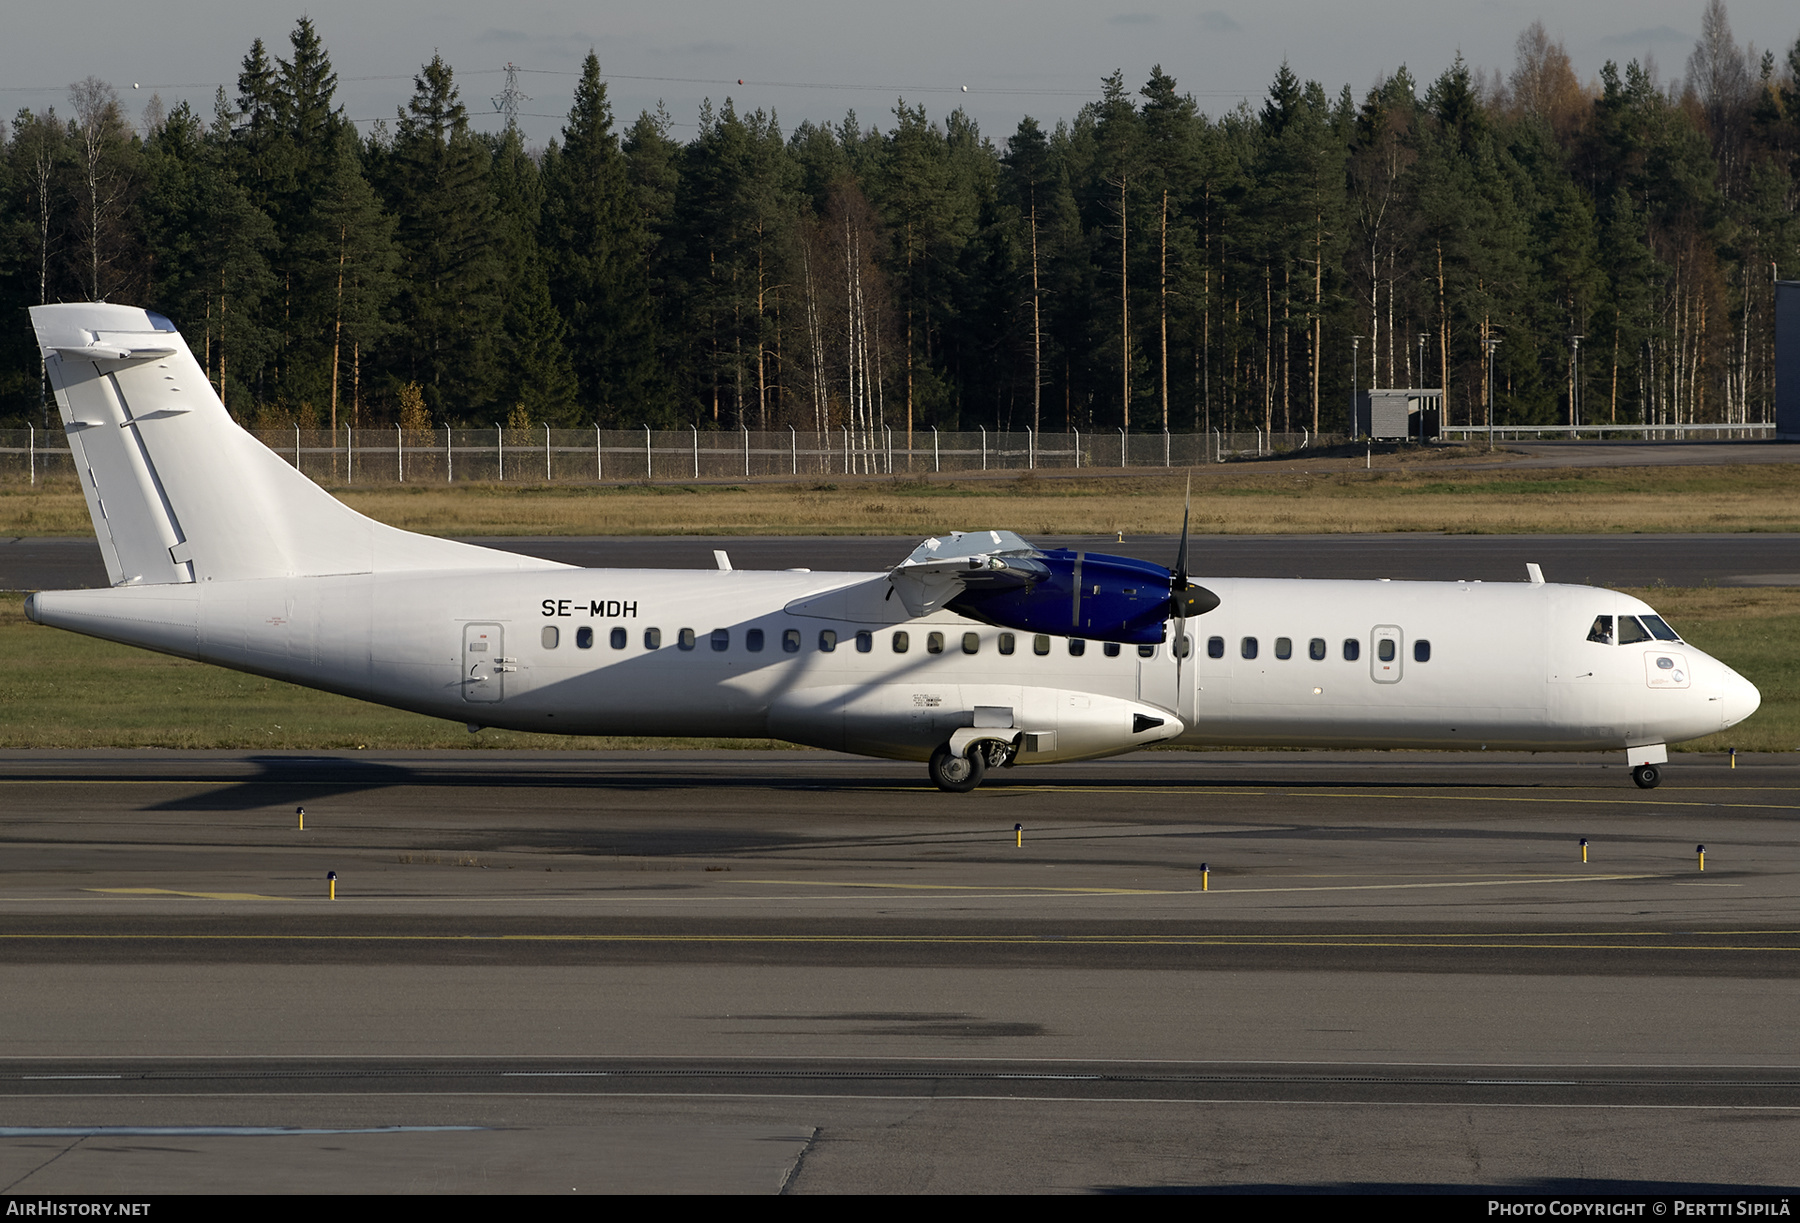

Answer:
[327,870,337,900]
[1730,749,1737,769]
[1696,845,1706,873]
[1014,823,1023,848]
[1580,837,1588,863]
[297,806,305,831]
[1201,862,1209,892]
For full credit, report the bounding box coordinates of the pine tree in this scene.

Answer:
[542,52,668,425]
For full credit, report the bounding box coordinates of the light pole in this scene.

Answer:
[1484,336,1504,452]
[1569,334,1584,431]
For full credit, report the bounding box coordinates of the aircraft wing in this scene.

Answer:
[888,530,1049,616]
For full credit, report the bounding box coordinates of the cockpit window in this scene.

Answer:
[1641,614,1681,642]
[1618,616,1653,645]
[1586,616,1613,645]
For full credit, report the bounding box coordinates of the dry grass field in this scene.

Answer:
[7,458,1800,537]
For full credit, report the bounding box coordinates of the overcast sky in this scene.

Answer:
[5,1,1798,147]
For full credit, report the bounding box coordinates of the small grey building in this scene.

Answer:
[1354,388,1443,441]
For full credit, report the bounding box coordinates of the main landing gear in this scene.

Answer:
[1631,763,1662,790]
[928,739,1016,792]
[928,744,986,793]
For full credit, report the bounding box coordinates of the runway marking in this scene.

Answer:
[87,887,286,901]
[1299,790,1800,811]
[744,873,1659,896]
[1,932,1792,950]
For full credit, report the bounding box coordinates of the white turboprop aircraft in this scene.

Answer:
[25,303,1760,791]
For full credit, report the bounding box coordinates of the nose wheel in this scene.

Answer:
[929,743,988,793]
[1631,763,1661,790]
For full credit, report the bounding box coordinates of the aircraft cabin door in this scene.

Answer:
[1370,625,1403,684]
[463,623,506,702]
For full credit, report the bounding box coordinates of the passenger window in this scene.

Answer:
[1618,616,1652,645]
[1033,634,1051,656]
[711,628,730,652]
[1275,637,1292,660]
[644,627,662,649]
[819,630,838,652]
[677,628,696,651]
[1138,645,1155,658]
[1587,616,1614,645]
[999,633,1016,655]
[576,626,594,649]
[1103,642,1121,657]
[1069,638,1086,657]
[1642,614,1681,642]
[541,626,559,649]
[1309,637,1326,660]
[1343,638,1360,661]
[1414,639,1431,662]
[1207,636,1225,659]
[611,627,627,649]
[1378,639,1396,662]
[746,628,764,652]
[1241,637,1258,660]
[857,631,873,653]
[962,632,980,654]
[783,628,801,653]
[927,632,945,654]
[892,631,910,653]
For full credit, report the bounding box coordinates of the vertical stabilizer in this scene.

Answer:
[31,303,563,585]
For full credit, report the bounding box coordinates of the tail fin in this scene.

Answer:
[31,303,559,586]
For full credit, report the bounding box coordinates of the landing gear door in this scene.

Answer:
[463,623,505,702]
[1370,625,1403,684]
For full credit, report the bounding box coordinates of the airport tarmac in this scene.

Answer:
[7,531,1800,592]
[1,748,1797,1193]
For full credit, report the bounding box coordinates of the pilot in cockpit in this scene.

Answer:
[1586,615,1613,645]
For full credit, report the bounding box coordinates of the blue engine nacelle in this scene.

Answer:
[948,549,1206,645]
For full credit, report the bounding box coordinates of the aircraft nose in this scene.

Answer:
[1720,664,1761,730]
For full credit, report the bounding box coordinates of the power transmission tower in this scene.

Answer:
[491,62,529,129]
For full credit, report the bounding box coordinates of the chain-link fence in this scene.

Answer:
[0,425,1337,485]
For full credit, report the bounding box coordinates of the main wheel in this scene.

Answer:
[1631,763,1661,790]
[929,743,988,793]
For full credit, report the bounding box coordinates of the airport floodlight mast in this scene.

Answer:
[1485,335,1503,451]
[492,63,529,128]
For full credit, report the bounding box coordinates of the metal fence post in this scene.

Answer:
[1074,427,1080,469]
[980,425,987,471]
[544,424,551,482]
[1118,427,1126,468]
[790,425,797,475]
[1027,426,1034,470]
[885,425,893,474]
[744,425,751,478]
[595,425,602,481]
[843,426,850,474]
[645,425,652,480]
[692,424,699,479]
[27,424,34,486]
[397,423,404,483]
[496,424,503,482]
[932,426,940,473]
[446,425,452,482]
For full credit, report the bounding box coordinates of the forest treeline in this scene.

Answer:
[2,2,1798,439]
